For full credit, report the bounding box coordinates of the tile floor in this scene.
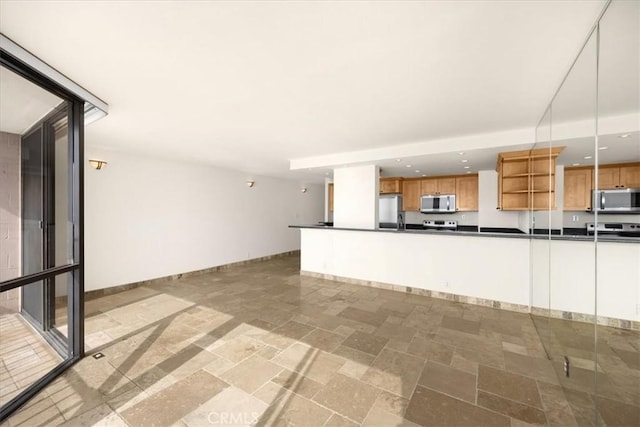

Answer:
[2,254,639,426]
[0,313,62,407]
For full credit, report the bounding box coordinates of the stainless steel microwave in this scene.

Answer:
[593,188,640,213]
[420,194,456,213]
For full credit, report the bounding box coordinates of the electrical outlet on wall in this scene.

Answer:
[572,215,580,222]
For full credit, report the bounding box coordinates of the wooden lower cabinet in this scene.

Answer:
[455,175,479,211]
[402,180,421,211]
[564,167,592,211]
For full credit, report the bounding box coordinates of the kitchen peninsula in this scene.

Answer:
[292,223,639,330]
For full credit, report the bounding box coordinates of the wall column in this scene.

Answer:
[333,164,379,229]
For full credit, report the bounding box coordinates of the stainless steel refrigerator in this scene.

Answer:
[379,195,404,228]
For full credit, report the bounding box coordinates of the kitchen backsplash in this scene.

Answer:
[404,210,479,226]
[562,212,640,229]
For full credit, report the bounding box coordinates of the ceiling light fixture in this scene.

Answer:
[599,146,608,150]
[246,180,255,188]
[301,187,308,193]
[406,165,412,168]
[415,170,420,173]
[89,160,107,170]
[464,166,470,169]
[396,159,402,162]
[461,159,468,163]
[618,134,631,138]
[584,156,593,160]
[458,152,465,156]
[421,174,427,177]
[572,163,580,166]
[466,171,471,174]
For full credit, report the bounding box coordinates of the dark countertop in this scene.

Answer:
[290,224,640,244]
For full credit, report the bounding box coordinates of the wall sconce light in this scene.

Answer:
[246,180,255,188]
[301,187,308,193]
[89,160,108,170]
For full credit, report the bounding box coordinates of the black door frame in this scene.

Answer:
[19,105,74,357]
[0,49,85,421]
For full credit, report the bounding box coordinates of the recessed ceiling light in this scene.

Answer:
[415,170,420,173]
[406,165,412,168]
[466,171,471,174]
[461,159,468,163]
[618,134,631,138]
[464,166,470,169]
[421,174,427,177]
[599,146,608,150]
[458,152,465,156]
[584,156,592,159]
[572,163,580,166]
[396,158,402,162]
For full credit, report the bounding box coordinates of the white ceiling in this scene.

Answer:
[0,0,614,181]
[0,66,62,134]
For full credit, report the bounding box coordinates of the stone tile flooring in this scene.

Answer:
[532,316,640,427]
[0,313,62,407]
[3,254,639,426]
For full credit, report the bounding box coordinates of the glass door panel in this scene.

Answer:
[0,56,83,420]
[595,1,640,425]
[550,29,599,426]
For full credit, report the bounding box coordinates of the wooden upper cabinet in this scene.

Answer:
[455,175,479,211]
[597,164,640,189]
[438,177,456,194]
[619,164,640,188]
[328,183,334,212]
[420,177,456,195]
[380,178,403,194]
[597,167,620,190]
[564,167,592,211]
[402,180,421,211]
[420,178,438,195]
[402,175,478,211]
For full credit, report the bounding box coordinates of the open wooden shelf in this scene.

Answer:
[497,146,564,211]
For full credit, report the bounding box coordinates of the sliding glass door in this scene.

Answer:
[0,52,84,421]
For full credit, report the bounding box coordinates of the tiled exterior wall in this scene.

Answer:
[0,132,21,313]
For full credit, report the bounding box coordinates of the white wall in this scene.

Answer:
[478,170,521,229]
[0,132,21,312]
[84,149,324,291]
[333,165,378,229]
